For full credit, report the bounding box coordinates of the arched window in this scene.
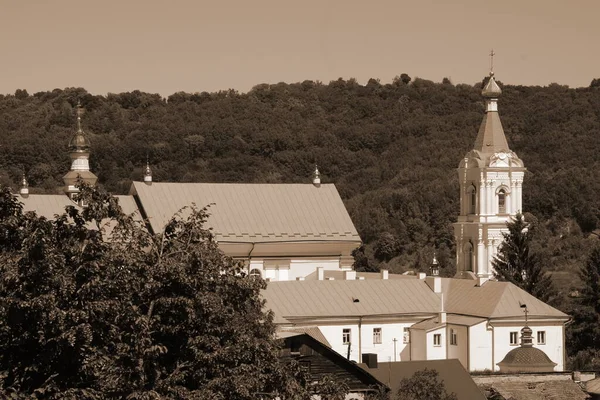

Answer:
[249,268,262,278]
[466,242,474,272]
[498,189,506,214]
[468,185,476,214]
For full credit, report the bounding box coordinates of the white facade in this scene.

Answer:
[248,257,352,281]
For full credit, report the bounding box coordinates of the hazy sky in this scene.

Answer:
[1,0,598,96]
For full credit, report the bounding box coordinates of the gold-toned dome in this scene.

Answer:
[68,131,90,152]
[482,73,502,98]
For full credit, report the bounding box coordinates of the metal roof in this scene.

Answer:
[361,359,487,400]
[303,270,416,281]
[473,109,510,154]
[263,277,567,324]
[411,314,486,331]
[277,326,331,347]
[263,279,442,323]
[131,181,361,243]
[441,278,568,320]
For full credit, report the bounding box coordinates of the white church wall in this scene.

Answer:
[425,327,446,360]
[469,321,493,371]
[447,324,468,368]
[288,259,345,281]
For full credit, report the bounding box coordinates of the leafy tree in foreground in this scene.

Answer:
[492,213,555,303]
[0,184,298,399]
[396,369,456,400]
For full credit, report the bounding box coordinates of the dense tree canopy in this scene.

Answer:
[0,184,300,399]
[1,77,599,361]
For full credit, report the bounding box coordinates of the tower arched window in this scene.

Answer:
[498,188,507,214]
[466,242,474,272]
[468,185,477,214]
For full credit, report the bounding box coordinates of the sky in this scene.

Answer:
[1,0,598,97]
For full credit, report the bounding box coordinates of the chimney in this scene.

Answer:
[439,293,447,324]
[317,267,324,281]
[476,276,488,287]
[344,270,357,280]
[425,276,442,293]
[380,269,389,280]
[417,272,426,280]
[362,353,378,369]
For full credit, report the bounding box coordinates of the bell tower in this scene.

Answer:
[454,60,526,279]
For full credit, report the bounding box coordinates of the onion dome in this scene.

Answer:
[482,72,502,98]
[19,173,29,197]
[69,108,91,152]
[497,326,557,373]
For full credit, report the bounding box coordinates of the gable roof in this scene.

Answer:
[486,380,589,400]
[442,278,568,320]
[263,279,442,323]
[131,181,360,243]
[360,359,486,400]
[18,194,141,237]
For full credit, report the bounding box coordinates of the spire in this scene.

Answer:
[63,101,98,196]
[430,252,439,276]
[19,171,29,198]
[312,164,321,187]
[144,155,153,185]
[472,54,509,155]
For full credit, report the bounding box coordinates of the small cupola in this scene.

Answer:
[312,165,321,187]
[430,252,440,276]
[144,158,153,185]
[19,173,29,198]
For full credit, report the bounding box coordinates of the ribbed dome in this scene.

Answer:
[482,73,502,98]
[68,131,90,152]
[499,347,556,368]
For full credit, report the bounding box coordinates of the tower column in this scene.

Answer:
[516,180,523,213]
[487,180,494,216]
[479,177,486,215]
[486,238,494,276]
[477,237,485,276]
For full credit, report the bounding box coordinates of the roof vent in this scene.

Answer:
[344,271,357,280]
[317,267,324,281]
[380,269,389,280]
[476,276,489,287]
[417,272,426,280]
[296,277,305,281]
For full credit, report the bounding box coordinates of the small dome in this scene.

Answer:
[497,347,557,372]
[69,132,91,152]
[482,74,502,98]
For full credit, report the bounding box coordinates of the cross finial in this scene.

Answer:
[76,100,84,131]
[489,49,496,75]
[520,302,529,324]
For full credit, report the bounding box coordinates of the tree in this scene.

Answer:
[579,245,600,313]
[0,184,294,399]
[492,214,556,303]
[396,369,457,400]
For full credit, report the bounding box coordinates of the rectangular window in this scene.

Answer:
[510,331,519,345]
[450,329,457,346]
[403,327,410,344]
[537,331,546,345]
[299,360,311,374]
[373,327,382,344]
[433,333,442,346]
[342,328,351,345]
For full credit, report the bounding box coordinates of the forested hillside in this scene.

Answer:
[1,77,600,311]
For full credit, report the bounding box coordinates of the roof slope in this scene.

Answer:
[263,280,441,323]
[277,326,331,347]
[361,359,486,400]
[473,110,510,154]
[487,380,588,400]
[131,181,360,243]
[442,279,568,320]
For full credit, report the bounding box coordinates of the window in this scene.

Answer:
[510,331,519,345]
[373,328,382,344]
[450,329,457,346]
[299,360,311,374]
[467,242,474,272]
[433,333,442,346]
[469,185,477,214]
[537,331,546,345]
[249,268,262,278]
[403,327,410,344]
[342,329,351,345]
[498,189,506,214]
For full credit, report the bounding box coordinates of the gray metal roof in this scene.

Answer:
[473,108,510,154]
[131,181,361,243]
[263,279,442,323]
[263,277,568,324]
[441,278,568,320]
